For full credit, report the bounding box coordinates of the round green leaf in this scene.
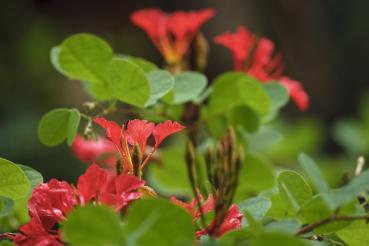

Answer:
[62,205,123,246]
[17,164,43,193]
[145,70,174,107]
[263,82,289,121]
[38,108,81,146]
[0,196,14,217]
[0,158,30,200]
[123,198,194,246]
[109,58,150,108]
[229,106,260,133]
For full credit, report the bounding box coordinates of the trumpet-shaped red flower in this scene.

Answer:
[77,164,145,210]
[94,117,185,174]
[215,26,309,111]
[71,134,116,166]
[171,193,242,238]
[131,8,215,64]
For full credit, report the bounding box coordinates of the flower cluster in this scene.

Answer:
[171,192,243,238]
[131,8,215,65]
[214,26,309,111]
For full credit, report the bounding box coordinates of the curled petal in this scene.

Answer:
[153,120,185,146]
[125,119,155,153]
[77,163,108,203]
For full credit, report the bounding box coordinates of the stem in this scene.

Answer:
[80,113,91,120]
[296,214,369,236]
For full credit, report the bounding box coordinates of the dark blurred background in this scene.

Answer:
[1,0,369,183]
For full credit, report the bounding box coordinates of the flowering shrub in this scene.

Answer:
[0,7,368,246]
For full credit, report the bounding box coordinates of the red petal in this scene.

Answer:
[115,174,145,194]
[77,164,108,203]
[153,120,185,146]
[170,196,197,218]
[279,77,309,111]
[94,117,123,153]
[130,8,167,38]
[71,134,116,163]
[214,205,243,237]
[125,119,155,153]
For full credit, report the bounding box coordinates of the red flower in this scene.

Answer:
[71,134,116,166]
[131,8,215,64]
[171,193,242,238]
[94,117,185,174]
[214,26,309,111]
[77,163,145,210]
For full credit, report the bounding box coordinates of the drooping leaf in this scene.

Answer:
[145,70,174,107]
[0,196,14,217]
[209,72,271,116]
[109,58,150,108]
[123,198,194,246]
[0,158,30,200]
[62,205,123,246]
[38,108,81,146]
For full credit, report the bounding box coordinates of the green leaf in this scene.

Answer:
[38,108,81,146]
[145,70,174,107]
[239,197,271,225]
[209,72,271,116]
[62,204,123,246]
[235,153,275,200]
[218,229,252,246]
[50,46,64,74]
[229,106,260,133]
[166,71,207,104]
[17,164,43,193]
[264,219,301,235]
[149,147,192,196]
[109,58,150,108]
[263,82,289,121]
[57,33,112,85]
[253,232,312,246]
[337,220,369,246]
[124,56,158,73]
[123,198,194,246]
[278,170,313,213]
[0,196,14,217]
[298,153,330,193]
[0,158,30,200]
[244,211,263,237]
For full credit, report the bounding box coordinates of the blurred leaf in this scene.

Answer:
[50,46,64,74]
[218,229,252,245]
[239,196,271,227]
[109,58,150,108]
[253,232,312,246]
[62,204,123,246]
[57,33,112,85]
[246,127,283,152]
[235,153,275,200]
[229,106,260,133]
[278,170,313,213]
[264,219,301,235]
[298,153,330,193]
[209,72,271,116]
[124,56,158,73]
[263,82,289,122]
[244,211,263,237]
[17,164,43,193]
[38,108,81,146]
[165,71,207,104]
[337,220,369,246]
[145,70,174,107]
[0,197,14,217]
[123,198,194,246]
[149,147,192,196]
[0,158,30,200]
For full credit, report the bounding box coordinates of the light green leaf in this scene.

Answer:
[264,219,301,235]
[253,232,312,246]
[337,220,369,246]
[0,196,14,217]
[58,33,112,85]
[166,71,207,104]
[145,70,174,107]
[125,56,158,73]
[278,170,313,213]
[239,196,271,227]
[50,46,64,74]
[17,164,43,193]
[0,158,30,200]
[244,211,263,237]
[62,205,123,246]
[109,58,150,108]
[209,72,271,116]
[123,198,194,246]
[229,106,260,133]
[38,108,81,146]
[263,82,289,121]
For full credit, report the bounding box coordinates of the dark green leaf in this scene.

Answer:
[0,158,30,200]
[123,198,194,246]
[229,106,260,133]
[62,205,123,246]
[109,58,150,108]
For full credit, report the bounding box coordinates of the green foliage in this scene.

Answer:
[0,158,30,200]
[145,70,174,107]
[263,82,289,122]
[17,164,43,194]
[0,197,14,217]
[38,108,81,146]
[62,205,124,246]
[252,232,313,246]
[238,196,271,225]
[337,220,369,246]
[122,198,194,246]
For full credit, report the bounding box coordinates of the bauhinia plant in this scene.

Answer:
[1,7,368,246]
